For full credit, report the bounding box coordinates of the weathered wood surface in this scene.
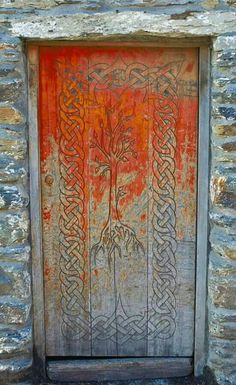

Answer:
[39,46,198,357]
[28,45,46,374]
[47,358,193,382]
[194,46,210,376]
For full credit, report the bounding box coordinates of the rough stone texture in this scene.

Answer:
[0,106,23,124]
[0,33,31,384]
[208,35,236,385]
[0,1,235,385]
[8,11,236,39]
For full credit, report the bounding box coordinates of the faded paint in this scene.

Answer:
[39,46,198,358]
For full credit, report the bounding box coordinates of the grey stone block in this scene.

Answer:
[0,244,31,262]
[0,185,29,210]
[218,106,236,120]
[0,154,27,182]
[0,260,31,300]
[0,356,32,377]
[0,127,27,160]
[0,299,31,325]
[0,211,29,246]
[0,326,32,356]
[0,79,23,103]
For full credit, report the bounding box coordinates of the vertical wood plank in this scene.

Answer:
[194,46,210,376]
[40,48,92,356]
[88,48,149,356]
[147,48,198,357]
[28,45,46,377]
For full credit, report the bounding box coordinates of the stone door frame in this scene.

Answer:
[27,40,210,381]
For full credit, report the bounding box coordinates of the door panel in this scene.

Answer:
[39,46,198,357]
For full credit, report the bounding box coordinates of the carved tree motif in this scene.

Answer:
[57,58,182,345]
[90,96,144,270]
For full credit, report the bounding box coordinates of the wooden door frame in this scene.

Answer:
[27,40,210,381]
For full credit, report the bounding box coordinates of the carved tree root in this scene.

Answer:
[91,221,145,270]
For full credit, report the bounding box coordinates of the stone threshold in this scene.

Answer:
[39,370,219,385]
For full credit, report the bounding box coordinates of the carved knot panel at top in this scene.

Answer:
[57,57,182,346]
[87,59,182,91]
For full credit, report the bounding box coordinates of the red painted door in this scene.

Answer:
[39,46,198,358]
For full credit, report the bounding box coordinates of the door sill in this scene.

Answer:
[47,357,193,382]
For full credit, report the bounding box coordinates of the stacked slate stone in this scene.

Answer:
[208,35,236,385]
[0,35,31,384]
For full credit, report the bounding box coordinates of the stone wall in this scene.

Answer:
[0,34,32,384]
[0,1,235,384]
[208,35,236,385]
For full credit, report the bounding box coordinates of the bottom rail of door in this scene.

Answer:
[47,357,193,382]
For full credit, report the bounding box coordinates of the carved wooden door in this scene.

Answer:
[40,46,198,363]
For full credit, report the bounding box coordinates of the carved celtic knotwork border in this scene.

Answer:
[57,57,182,343]
[58,70,90,340]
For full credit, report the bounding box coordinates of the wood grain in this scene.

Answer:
[39,46,198,358]
[47,358,193,381]
[28,45,46,377]
[194,46,210,376]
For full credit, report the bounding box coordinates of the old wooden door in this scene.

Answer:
[39,45,198,377]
